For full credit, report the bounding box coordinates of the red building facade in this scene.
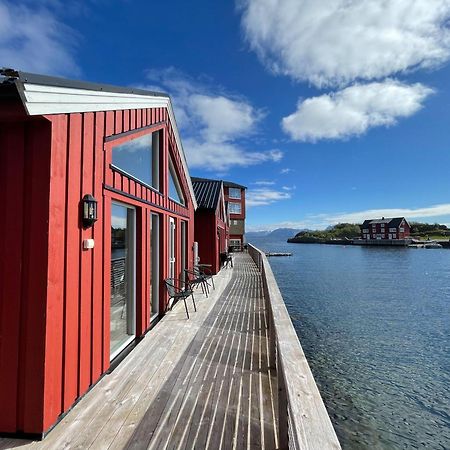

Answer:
[0,71,197,436]
[223,181,246,248]
[192,178,229,274]
[360,217,411,240]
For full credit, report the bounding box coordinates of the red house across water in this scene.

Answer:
[0,70,197,437]
[360,217,411,240]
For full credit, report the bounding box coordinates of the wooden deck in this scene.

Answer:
[1,253,278,450]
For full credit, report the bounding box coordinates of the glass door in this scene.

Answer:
[150,213,160,322]
[180,221,187,283]
[169,218,176,279]
[110,202,136,360]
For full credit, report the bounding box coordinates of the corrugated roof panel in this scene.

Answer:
[192,179,222,210]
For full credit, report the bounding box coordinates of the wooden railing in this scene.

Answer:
[248,244,341,450]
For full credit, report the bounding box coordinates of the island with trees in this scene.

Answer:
[287,222,449,244]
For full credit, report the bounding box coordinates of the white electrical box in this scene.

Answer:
[83,239,95,250]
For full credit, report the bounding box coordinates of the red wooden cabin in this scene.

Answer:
[192,178,229,274]
[360,217,411,240]
[0,70,197,437]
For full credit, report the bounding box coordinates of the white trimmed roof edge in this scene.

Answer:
[8,75,197,210]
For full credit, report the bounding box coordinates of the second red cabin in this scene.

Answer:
[192,178,229,274]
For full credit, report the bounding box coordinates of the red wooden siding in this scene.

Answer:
[194,190,228,275]
[0,123,26,432]
[0,119,52,433]
[0,104,195,435]
[361,220,411,240]
[63,113,82,411]
[224,186,246,221]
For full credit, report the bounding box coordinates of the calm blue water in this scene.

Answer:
[249,239,450,450]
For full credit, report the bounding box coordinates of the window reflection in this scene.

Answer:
[112,131,160,189]
[169,157,185,205]
[110,203,136,359]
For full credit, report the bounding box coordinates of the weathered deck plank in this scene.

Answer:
[0,255,278,450]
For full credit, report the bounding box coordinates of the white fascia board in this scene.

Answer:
[19,82,197,210]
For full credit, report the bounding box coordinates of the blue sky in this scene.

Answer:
[1,0,450,230]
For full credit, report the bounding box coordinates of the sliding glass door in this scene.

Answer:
[150,213,160,322]
[169,218,176,279]
[110,202,136,360]
[180,221,187,283]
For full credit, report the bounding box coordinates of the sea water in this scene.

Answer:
[249,239,450,449]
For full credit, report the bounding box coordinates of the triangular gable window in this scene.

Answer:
[169,157,185,205]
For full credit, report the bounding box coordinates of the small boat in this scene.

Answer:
[424,242,443,249]
[265,252,293,257]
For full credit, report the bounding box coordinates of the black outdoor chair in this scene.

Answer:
[164,278,196,319]
[195,265,215,290]
[222,252,233,268]
[185,268,209,297]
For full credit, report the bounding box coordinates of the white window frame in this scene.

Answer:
[228,202,241,214]
[228,188,241,199]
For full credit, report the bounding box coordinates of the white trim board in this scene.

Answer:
[16,82,197,210]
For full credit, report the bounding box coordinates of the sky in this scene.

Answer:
[1,0,450,231]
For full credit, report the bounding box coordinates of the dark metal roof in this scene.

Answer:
[192,176,246,190]
[223,180,247,189]
[0,68,168,98]
[360,217,407,228]
[192,178,223,210]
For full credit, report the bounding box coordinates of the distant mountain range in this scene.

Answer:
[246,228,302,242]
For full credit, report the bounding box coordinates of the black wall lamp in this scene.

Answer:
[82,194,98,228]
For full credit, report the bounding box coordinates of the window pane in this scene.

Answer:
[229,188,241,199]
[112,133,152,185]
[229,202,241,214]
[110,204,135,359]
[169,159,185,205]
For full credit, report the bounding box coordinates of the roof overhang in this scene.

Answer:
[1,70,197,209]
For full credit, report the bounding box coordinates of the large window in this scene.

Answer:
[228,202,241,214]
[112,130,160,190]
[168,157,185,205]
[110,202,136,360]
[228,187,241,199]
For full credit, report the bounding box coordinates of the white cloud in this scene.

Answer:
[312,203,450,225]
[253,180,276,185]
[282,80,434,142]
[246,188,291,207]
[184,140,282,172]
[189,94,261,142]
[282,185,296,191]
[280,168,292,174]
[145,67,282,172]
[239,0,450,88]
[247,203,450,231]
[0,1,79,76]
